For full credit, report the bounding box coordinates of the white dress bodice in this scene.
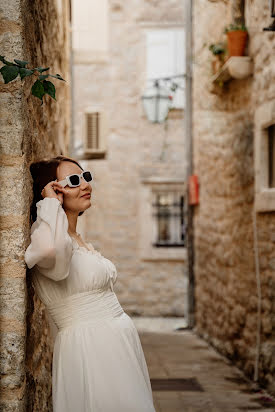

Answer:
[25,197,117,308]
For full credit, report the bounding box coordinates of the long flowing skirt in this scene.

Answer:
[48,290,156,412]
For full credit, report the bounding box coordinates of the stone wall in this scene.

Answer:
[75,0,187,316]
[193,0,275,395]
[0,0,70,410]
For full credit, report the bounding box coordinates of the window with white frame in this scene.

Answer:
[83,111,107,159]
[254,100,275,212]
[152,191,185,247]
[145,28,186,109]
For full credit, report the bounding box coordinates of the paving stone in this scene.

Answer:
[136,321,275,412]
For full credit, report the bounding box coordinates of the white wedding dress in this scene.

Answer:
[24,197,156,412]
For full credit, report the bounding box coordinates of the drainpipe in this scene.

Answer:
[184,0,195,328]
[231,0,262,384]
[252,206,262,383]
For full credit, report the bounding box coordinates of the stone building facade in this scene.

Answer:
[73,0,188,317]
[0,0,71,410]
[193,0,275,395]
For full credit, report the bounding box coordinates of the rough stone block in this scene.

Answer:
[0,399,25,412]
[0,227,26,259]
[0,163,30,216]
[0,32,23,61]
[0,0,22,22]
[0,332,25,386]
[0,91,24,156]
[0,277,26,322]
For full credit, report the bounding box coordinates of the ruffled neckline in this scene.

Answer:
[70,237,116,289]
[70,236,103,258]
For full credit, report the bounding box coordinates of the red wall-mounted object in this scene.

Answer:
[188,175,199,205]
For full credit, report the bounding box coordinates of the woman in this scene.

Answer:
[25,155,156,412]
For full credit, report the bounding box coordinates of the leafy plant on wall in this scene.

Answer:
[0,56,65,105]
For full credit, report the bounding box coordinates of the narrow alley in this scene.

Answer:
[134,320,275,412]
[1,0,275,411]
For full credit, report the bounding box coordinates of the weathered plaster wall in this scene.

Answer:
[0,0,70,410]
[193,0,275,395]
[75,0,187,316]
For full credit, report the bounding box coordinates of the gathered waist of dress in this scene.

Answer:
[47,288,124,332]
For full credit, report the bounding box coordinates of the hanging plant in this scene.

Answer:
[0,56,66,105]
[209,43,226,60]
[209,42,227,74]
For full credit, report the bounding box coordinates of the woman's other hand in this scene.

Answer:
[41,181,67,204]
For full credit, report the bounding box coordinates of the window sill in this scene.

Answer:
[75,151,106,160]
[255,189,275,212]
[140,247,187,262]
[140,109,184,121]
[167,108,184,119]
[153,243,185,248]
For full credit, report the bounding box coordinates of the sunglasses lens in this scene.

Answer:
[83,171,93,182]
[69,175,80,186]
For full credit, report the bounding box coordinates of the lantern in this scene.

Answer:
[141,80,171,123]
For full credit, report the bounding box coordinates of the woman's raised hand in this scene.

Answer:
[41,181,68,204]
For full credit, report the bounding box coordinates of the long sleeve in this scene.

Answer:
[25,197,73,281]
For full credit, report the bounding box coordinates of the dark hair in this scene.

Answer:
[29,155,84,223]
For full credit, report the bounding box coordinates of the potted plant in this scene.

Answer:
[224,24,248,57]
[209,42,226,74]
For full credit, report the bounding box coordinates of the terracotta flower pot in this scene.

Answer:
[226,30,248,56]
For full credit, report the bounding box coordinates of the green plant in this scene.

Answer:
[0,56,65,105]
[209,43,226,57]
[224,23,247,33]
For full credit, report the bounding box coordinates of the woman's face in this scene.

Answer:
[56,161,92,214]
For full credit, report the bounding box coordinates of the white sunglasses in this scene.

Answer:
[58,171,93,188]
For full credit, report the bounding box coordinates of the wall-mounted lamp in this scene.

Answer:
[141,80,171,123]
[141,74,185,123]
[263,0,275,31]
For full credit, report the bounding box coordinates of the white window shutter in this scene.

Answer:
[173,29,185,108]
[146,30,174,80]
[146,29,185,109]
[174,30,186,76]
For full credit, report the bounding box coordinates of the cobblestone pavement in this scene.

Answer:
[132,318,275,412]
